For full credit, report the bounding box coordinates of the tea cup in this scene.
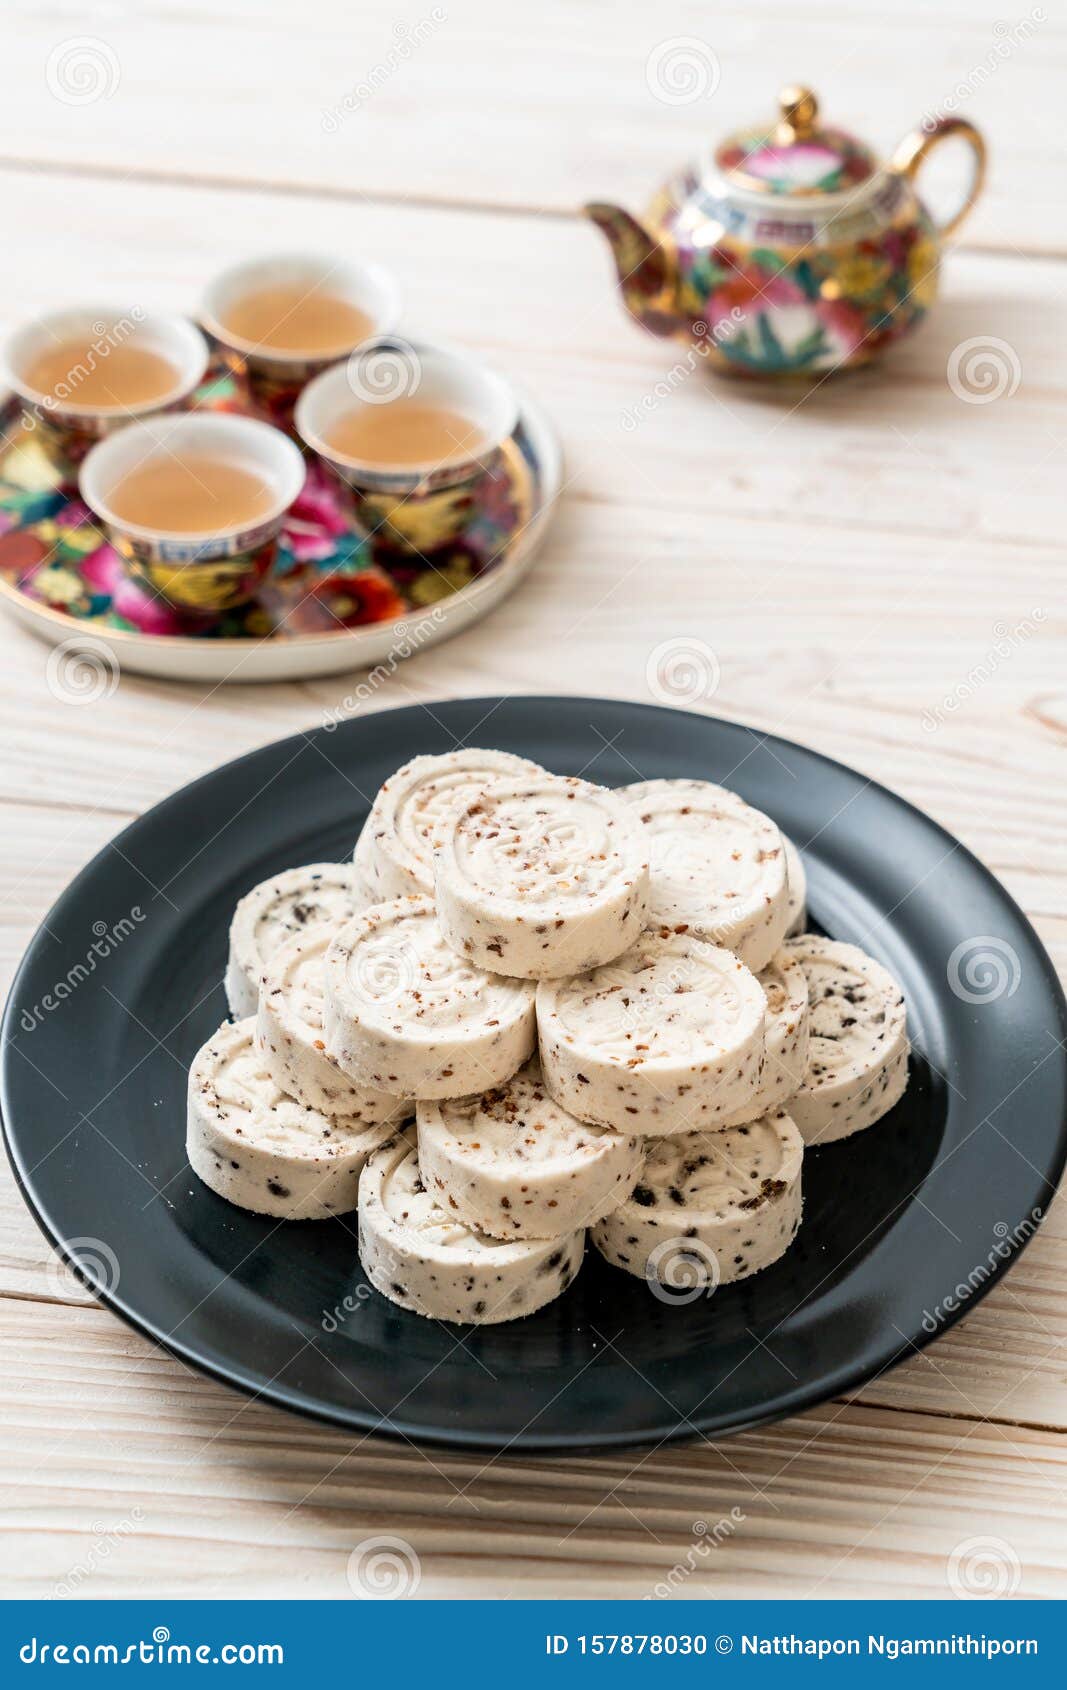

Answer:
[294,339,518,553]
[200,253,401,427]
[0,306,209,473]
[79,412,305,612]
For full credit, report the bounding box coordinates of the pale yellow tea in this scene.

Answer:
[324,400,486,468]
[221,284,374,355]
[24,339,180,410]
[108,455,276,534]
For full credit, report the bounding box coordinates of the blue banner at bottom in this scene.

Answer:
[2,1601,1060,1686]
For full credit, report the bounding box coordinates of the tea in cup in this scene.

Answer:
[294,340,518,552]
[0,307,208,471]
[200,254,400,425]
[79,413,305,611]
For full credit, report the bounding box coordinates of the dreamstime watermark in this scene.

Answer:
[351,936,420,1005]
[46,36,121,107]
[645,37,721,106]
[44,1237,121,1307]
[322,606,448,730]
[645,1236,721,1304]
[621,314,745,430]
[946,935,1022,1005]
[321,1283,373,1332]
[346,1535,422,1598]
[947,336,1022,404]
[921,1208,1042,1334]
[346,336,422,404]
[46,637,122,706]
[18,310,147,439]
[54,1509,145,1598]
[646,1509,746,1598]
[922,10,1046,132]
[947,1534,1023,1599]
[20,908,146,1033]
[321,12,447,133]
[646,636,720,707]
[920,610,1045,733]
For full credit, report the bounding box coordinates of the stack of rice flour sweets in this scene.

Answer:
[189,749,909,1324]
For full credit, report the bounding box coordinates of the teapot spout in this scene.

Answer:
[583,203,682,339]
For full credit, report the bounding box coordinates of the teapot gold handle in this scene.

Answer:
[891,116,987,239]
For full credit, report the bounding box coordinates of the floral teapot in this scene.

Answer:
[585,85,985,377]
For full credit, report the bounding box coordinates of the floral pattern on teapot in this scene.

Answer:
[586,86,986,380]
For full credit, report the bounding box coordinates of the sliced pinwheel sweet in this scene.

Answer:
[256,924,407,1122]
[324,895,535,1099]
[783,935,908,1144]
[434,775,649,979]
[359,1123,585,1323]
[354,748,542,901]
[187,1018,395,1219]
[417,1057,643,1240]
[225,861,371,1020]
[537,930,766,1136]
[783,834,808,937]
[717,949,810,1128]
[622,778,789,971]
[591,1108,804,1289]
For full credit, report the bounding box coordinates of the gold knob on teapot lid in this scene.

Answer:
[776,85,819,144]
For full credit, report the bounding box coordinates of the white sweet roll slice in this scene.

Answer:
[257,925,407,1122]
[417,1057,643,1240]
[359,1124,585,1323]
[623,779,789,971]
[226,862,371,1020]
[783,936,909,1145]
[717,949,810,1128]
[324,895,535,1099]
[783,835,808,937]
[187,1018,394,1219]
[537,931,766,1136]
[354,748,541,901]
[434,776,650,979]
[591,1108,803,1289]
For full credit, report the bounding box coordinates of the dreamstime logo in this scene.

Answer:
[322,607,448,731]
[46,36,121,106]
[19,908,146,1033]
[46,638,120,706]
[947,1535,1022,1599]
[947,936,1021,1004]
[645,1236,720,1303]
[921,1208,1042,1334]
[620,312,745,430]
[947,336,1021,404]
[646,1508,746,1598]
[646,637,721,708]
[346,1535,422,1598]
[346,338,421,405]
[44,1237,120,1306]
[921,610,1045,734]
[321,10,448,133]
[322,1283,373,1332]
[353,939,419,1004]
[645,37,720,106]
[921,10,1046,132]
[54,1508,144,1597]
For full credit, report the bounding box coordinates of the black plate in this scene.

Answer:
[3,696,1065,1451]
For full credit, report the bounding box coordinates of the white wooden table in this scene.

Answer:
[2,0,1066,1600]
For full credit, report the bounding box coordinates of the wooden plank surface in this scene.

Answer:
[2,1302,1066,1600]
[4,1,1064,251]
[1,0,1066,1601]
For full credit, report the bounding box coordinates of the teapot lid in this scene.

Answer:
[714,86,877,197]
